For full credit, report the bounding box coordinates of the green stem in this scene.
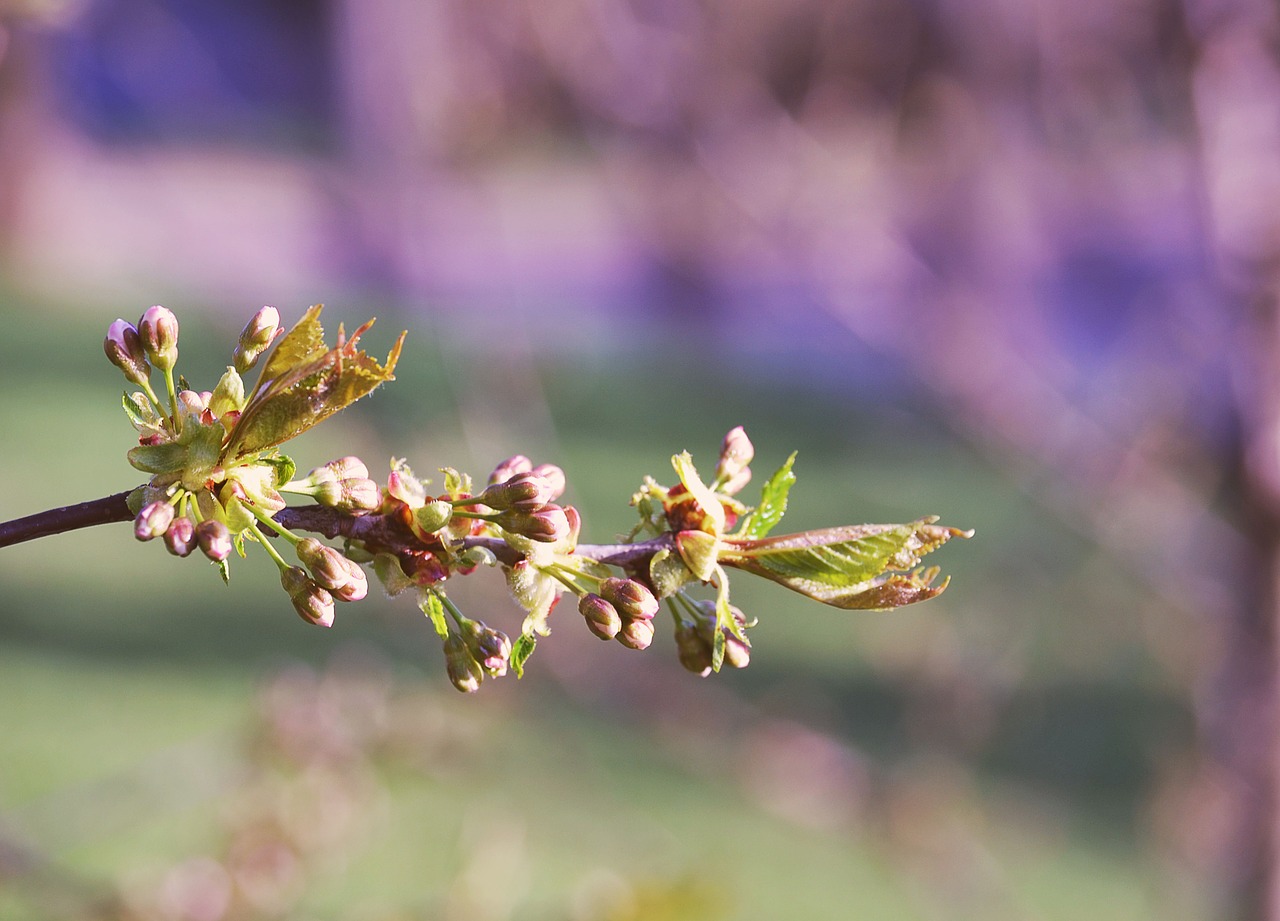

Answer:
[254,522,291,572]
[245,501,300,544]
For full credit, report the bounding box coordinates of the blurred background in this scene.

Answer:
[0,0,1274,918]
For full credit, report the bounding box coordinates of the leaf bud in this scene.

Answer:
[599,577,659,621]
[617,616,655,651]
[414,499,454,534]
[714,426,754,491]
[138,305,179,372]
[105,319,151,385]
[488,454,532,486]
[196,519,233,562]
[134,500,175,541]
[208,367,246,419]
[443,633,483,693]
[498,505,571,543]
[232,306,281,373]
[579,593,621,640]
[163,516,197,557]
[281,565,335,627]
[529,463,566,501]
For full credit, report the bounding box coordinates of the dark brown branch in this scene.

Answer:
[0,493,675,569]
[0,491,133,548]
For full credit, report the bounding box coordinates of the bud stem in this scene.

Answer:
[244,501,302,545]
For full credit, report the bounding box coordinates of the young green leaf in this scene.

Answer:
[671,451,725,534]
[719,519,971,610]
[223,305,405,459]
[419,590,449,638]
[510,633,536,678]
[736,451,796,539]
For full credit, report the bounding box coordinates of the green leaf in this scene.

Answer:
[737,452,796,539]
[674,529,720,581]
[127,441,189,474]
[261,453,296,489]
[720,519,971,610]
[510,633,536,678]
[420,591,449,638]
[223,305,405,459]
[671,452,725,534]
[649,547,696,598]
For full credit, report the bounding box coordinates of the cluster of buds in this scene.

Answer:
[578,577,660,650]
[674,600,752,677]
[478,457,572,545]
[441,617,513,693]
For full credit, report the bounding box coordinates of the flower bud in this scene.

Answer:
[138,305,179,372]
[529,463,566,501]
[281,565,335,627]
[331,565,368,602]
[498,505,571,543]
[296,538,348,590]
[579,593,621,640]
[196,519,233,562]
[715,426,754,489]
[232,306,281,373]
[164,516,197,557]
[488,454,532,486]
[482,472,555,511]
[134,500,175,541]
[313,477,382,512]
[321,456,369,481]
[599,577,659,621]
[675,621,713,676]
[105,319,151,385]
[617,617,655,651]
[460,620,512,677]
[443,633,483,693]
[176,389,209,422]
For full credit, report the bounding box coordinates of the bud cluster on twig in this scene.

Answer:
[92,304,971,692]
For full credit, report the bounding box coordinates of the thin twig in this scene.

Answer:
[0,492,133,548]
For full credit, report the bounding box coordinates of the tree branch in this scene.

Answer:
[0,493,675,569]
[0,491,133,548]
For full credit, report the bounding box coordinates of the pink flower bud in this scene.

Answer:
[529,463,566,501]
[600,577,659,621]
[163,516,197,557]
[579,594,621,640]
[281,565,335,627]
[488,454,532,486]
[138,305,179,371]
[104,319,150,385]
[196,519,233,562]
[715,426,754,490]
[323,456,369,481]
[232,306,281,373]
[616,617,655,651]
[498,505,571,543]
[460,620,512,676]
[134,500,175,541]
[675,621,713,676]
[443,633,483,693]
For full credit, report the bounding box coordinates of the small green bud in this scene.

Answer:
[281,565,335,627]
[675,621,713,676]
[443,633,483,693]
[617,617,655,651]
[138,305,179,372]
[413,499,453,534]
[232,305,281,373]
[195,519,233,562]
[313,477,381,512]
[208,367,246,419]
[579,593,621,640]
[488,455,532,486]
[134,500,174,541]
[105,319,150,385]
[163,516,197,557]
[600,577,659,621]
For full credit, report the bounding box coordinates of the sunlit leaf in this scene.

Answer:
[224,305,405,458]
[719,519,971,610]
[736,451,796,539]
[671,451,725,534]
